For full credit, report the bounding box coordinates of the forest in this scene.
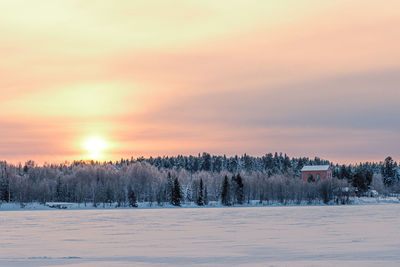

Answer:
[0,153,399,207]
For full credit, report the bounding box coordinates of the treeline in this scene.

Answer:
[0,154,399,207]
[125,152,330,175]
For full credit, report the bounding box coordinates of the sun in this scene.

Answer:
[83,136,109,160]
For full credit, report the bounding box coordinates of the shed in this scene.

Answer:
[301,165,332,182]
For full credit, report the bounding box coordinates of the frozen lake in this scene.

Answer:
[1,205,400,267]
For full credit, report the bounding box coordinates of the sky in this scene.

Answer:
[1,0,399,164]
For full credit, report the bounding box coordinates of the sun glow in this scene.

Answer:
[83,136,109,160]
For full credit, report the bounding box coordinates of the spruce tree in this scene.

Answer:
[234,174,244,204]
[127,186,138,207]
[0,176,9,202]
[204,185,208,205]
[172,177,182,206]
[105,186,113,206]
[221,175,230,206]
[167,172,174,204]
[56,177,63,202]
[383,156,395,185]
[197,179,204,206]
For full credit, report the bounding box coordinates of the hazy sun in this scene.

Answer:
[83,136,109,160]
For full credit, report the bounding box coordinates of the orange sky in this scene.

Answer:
[1,0,400,164]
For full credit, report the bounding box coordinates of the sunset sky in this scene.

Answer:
[1,0,399,164]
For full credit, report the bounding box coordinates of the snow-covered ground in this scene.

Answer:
[1,204,400,266]
[0,196,399,211]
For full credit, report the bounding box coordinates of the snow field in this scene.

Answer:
[1,204,400,266]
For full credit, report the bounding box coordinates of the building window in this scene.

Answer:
[307,174,315,182]
[316,174,320,181]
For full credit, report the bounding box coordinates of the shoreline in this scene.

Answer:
[1,197,399,211]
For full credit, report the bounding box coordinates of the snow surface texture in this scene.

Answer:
[1,205,400,267]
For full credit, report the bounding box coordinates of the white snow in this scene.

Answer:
[301,165,330,171]
[1,204,400,266]
[1,196,399,211]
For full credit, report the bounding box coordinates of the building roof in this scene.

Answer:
[301,165,330,171]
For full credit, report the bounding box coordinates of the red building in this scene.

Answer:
[301,165,332,182]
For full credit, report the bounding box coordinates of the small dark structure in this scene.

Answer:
[301,165,332,182]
